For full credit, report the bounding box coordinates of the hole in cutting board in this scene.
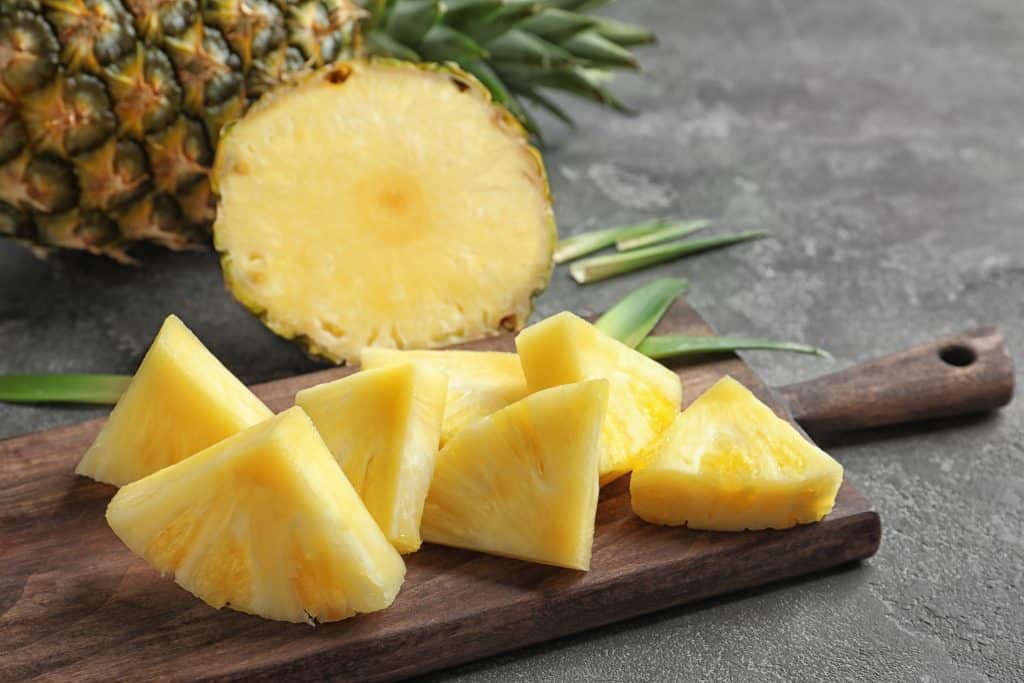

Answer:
[938,344,976,367]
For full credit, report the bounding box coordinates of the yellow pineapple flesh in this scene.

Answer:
[76,314,272,486]
[630,377,844,531]
[360,348,528,448]
[295,363,447,553]
[213,61,555,364]
[515,312,682,485]
[106,407,406,624]
[421,380,609,571]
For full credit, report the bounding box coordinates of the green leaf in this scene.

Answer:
[493,64,628,110]
[519,8,594,41]
[553,218,665,263]
[595,277,689,347]
[591,16,656,46]
[570,230,768,283]
[510,83,575,127]
[561,29,638,69]
[417,24,488,62]
[443,0,502,25]
[486,29,575,66]
[459,0,540,44]
[385,0,441,45]
[616,218,711,250]
[637,336,831,361]
[0,374,131,405]
[364,29,422,60]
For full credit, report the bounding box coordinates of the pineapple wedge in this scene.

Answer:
[295,363,447,553]
[421,380,609,570]
[106,407,406,624]
[515,312,682,485]
[361,349,528,447]
[631,377,844,531]
[76,315,272,486]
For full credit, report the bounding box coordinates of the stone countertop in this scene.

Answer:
[1,1,1021,680]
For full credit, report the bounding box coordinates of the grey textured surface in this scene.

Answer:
[1,0,1022,680]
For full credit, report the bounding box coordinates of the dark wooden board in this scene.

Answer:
[0,300,880,682]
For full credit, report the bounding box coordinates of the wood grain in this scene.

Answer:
[0,300,880,682]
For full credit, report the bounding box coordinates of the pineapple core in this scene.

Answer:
[106,407,406,624]
[76,315,272,486]
[213,61,555,364]
[296,363,448,553]
[631,377,844,531]
[421,380,609,571]
[516,312,682,485]
[361,348,528,447]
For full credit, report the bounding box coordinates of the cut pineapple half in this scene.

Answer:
[515,312,682,485]
[106,407,406,624]
[295,363,447,553]
[421,380,609,570]
[630,376,844,531]
[213,60,556,364]
[76,315,272,486]
[361,348,528,447]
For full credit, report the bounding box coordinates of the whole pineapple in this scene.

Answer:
[0,0,651,261]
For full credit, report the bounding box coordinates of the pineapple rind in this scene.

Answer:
[106,407,406,624]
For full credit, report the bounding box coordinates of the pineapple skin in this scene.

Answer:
[295,362,447,553]
[630,377,844,531]
[107,406,407,624]
[75,314,272,486]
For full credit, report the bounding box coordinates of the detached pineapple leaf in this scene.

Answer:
[571,231,768,284]
[554,218,665,263]
[616,219,711,251]
[0,374,131,405]
[595,278,689,347]
[638,336,831,361]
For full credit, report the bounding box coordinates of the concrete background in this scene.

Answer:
[2,0,1022,680]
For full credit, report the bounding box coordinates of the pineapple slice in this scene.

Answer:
[76,315,272,486]
[630,377,844,531]
[515,312,682,485]
[106,407,406,624]
[295,363,447,553]
[421,380,609,570]
[213,61,556,364]
[361,349,528,447]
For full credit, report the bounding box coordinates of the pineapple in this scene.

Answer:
[76,314,272,486]
[106,407,406,623]
[361,348,527,447]
[515,311,682,485]
[213,60,554,363]
[0,0,652,259]
[295,363,447,553]
[421,380,608,570]
[630,377,844,531]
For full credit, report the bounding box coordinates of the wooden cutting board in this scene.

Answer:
[1,300,1010,681]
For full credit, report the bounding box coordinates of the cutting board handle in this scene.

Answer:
[776,327,1014,435]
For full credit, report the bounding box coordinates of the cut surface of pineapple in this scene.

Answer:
[631,376,844,531]
[361,348,527,447]
[75,315,272,487]
[106,407,406,624]
[213,61,555,364]
[515,312,682,485]
[295,363,447,553]
[421,380,609,571]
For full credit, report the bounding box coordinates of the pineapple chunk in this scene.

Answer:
[361,349,527,447]
[630,377,844,531]
[421,380,609,570]
[76,315,272,486]
[106,407,406,624]
[295,363,447,553]
[515,312,682,485]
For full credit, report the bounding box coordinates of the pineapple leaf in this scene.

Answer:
[519,8,595,41]
[486,29,576,67]
[461,60,537,132]
[444,0,503,24]
[595,277,689,347]
[554,218,666,263]
[591,16,657,46]
[616,219,711,250]
[0,374,131,405]
[365,29,423,60]
[561,29,638,69]
[459,1,541,44]
[511,84,576,128]
[638,336,831,361]
[417,24,489,62]
[570,231,768,284]
[385,0,441,45]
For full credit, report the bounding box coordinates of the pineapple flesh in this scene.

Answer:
[630,377,844,531]
[361,348,528,448]
[106,406,406,624]
[295,363,447,553]
[213,61,555,363]
[421,380,609,571]
[76,314,272,486]
[515,312,682,485]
